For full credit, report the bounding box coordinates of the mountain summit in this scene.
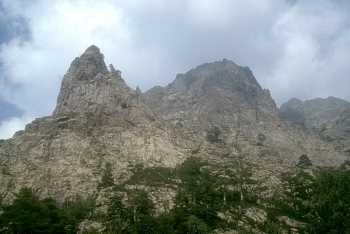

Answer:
[0,46,348,229]
[280,97,350,153]
[145,59,278,143]
[54,45,133,116]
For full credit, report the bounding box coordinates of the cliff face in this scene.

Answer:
[144,59,346,170]
[0,46,348,203]
[0,46,188,201]
[280,97,350,154]
[145,59,278,132]
[54,46,134,117]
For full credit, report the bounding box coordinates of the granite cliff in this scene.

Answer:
[0,46,349,233]
[1,45,347,199]
[0,46,188,201]
[280,97,350,155]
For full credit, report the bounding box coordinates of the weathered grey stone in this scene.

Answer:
[278,216,307,229]
[144,59,347,180]
[280,97,350,148]
[244,207,267,224]
[0,46,188,203]
[0,46,348,221]
[78,220,104,234]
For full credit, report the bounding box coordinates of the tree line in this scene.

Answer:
[0,157,349,233]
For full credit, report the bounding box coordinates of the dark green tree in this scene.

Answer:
[99,162,114,189]
[104,194,129,234]
[308,168,350,233]
[0,188,71,234]
[270,167,350,233]
[63,195,96,232]
[184,215,209,234]
[127,190,158,234]
[174,157,221,232]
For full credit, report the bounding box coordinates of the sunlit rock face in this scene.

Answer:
[145,59,347,170]
[0,46,347,203]
[54,45,134,116]
[0,46,188,202]
[145,59,279,135]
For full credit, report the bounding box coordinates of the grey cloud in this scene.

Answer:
[0,0,350,137]
[0,0,32,43]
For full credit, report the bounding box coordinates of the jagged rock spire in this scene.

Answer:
[67,45,109,81]
[53,45,132,116]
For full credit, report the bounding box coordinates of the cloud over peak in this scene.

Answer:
[0,0,350,137]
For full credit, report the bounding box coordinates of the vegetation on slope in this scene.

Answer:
[0,157,350,233]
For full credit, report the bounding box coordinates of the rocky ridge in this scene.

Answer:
[280,97,350,154]
[144,59,347,169]
[0,45,348,211]
[0,46,188,201]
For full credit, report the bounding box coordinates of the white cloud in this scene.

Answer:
[264,0,350,104]
[0,0,350,139]
[0,116,31,139]
[0,0,131,117]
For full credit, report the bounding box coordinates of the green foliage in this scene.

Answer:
[126,166,176,186]
[99,162,114,189]
[102,157,259,233]
[4,158,349,234]
[269,167,350,233]
[63,195,96,231]
[104,194,129,233]
[174,158,222,229]
[183,215,209,234]
[281,171,314,220]
[105,157,235,233]
[104,189,158,234]
[307,168,350,233]
[220,159,259,208]
[0,188,70,234]
[0,188,95,234]
[206,126,222,143]
[297,154,312,168]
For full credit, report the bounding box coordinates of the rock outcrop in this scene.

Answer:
[280,97,350,154]
[0,46,348,205]
[145,59,346,171]
[0,46,187,201]
[145,59,278,133]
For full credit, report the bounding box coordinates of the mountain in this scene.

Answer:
[0,46,349,233]
[144,59,345,168]
[145,59,278,135]
[0,46,187,201]
[280,97,350,154]
[0,98,23,123]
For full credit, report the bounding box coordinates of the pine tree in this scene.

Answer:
[99,162,114,188]
[105,194,129,233]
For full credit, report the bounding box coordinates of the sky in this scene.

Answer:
[0,0,350,138]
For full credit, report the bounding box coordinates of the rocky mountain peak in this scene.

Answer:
[145,59,279,143]
[280,97,350,148]
[280,96,350,123]
[168,59,260,94]
[283,98,303,106]
[67,45,109,80]
[1,46,349,233]
[53,46,133,116]
[84,44,101,55]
